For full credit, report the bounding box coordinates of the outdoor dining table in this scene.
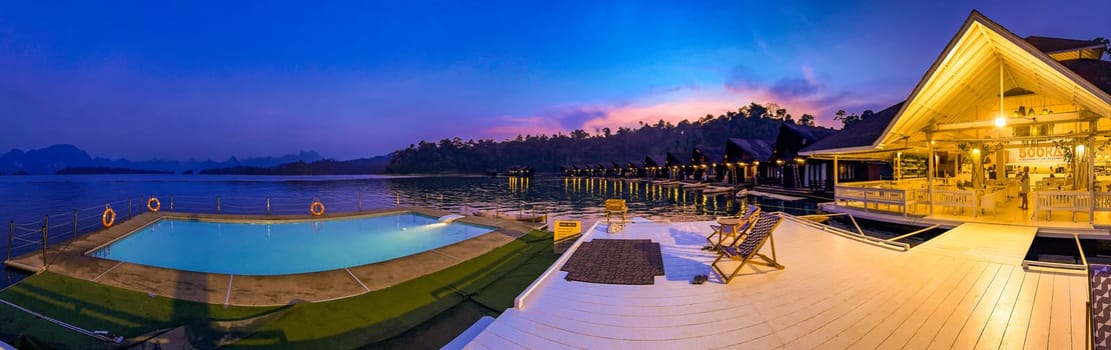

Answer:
[713,217,743,246]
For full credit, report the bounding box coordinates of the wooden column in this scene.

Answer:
[1091,119,1097,224]
[927,134,935,216]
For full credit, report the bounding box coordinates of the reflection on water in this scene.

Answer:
[0,175,823,225]
[392,177,823,222]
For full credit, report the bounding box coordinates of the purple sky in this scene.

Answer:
[1,1,1108,160]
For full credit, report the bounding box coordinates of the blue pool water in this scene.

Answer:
[89,213,494,275]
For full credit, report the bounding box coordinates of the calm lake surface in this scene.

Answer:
[0,174,821,288]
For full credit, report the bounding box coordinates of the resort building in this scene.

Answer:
[801,11,1111,228]
[461,12,1106,349]
[724,137,773,185]
[767,122,838,190]
[645,154,667,179]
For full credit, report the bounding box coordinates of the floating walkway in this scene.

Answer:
[464,218,1086,349]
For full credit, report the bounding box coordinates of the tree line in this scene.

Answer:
[386,102,870,174]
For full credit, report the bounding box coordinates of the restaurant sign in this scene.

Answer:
[1010,145,1065,163]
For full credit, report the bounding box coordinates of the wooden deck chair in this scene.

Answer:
[1090,264,1111,350]
[605,199,627,224]
[711,213,784,284]
[706,205,761,248]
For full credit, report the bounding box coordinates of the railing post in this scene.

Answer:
[266,197,271,216]
[72,209,78,241]
[6,221,13,262]
[217,196,222,214]
[41,214,48,271]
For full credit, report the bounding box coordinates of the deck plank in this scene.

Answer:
[936,264,1015,349]
[821,255,960,349]
[999,270,1042,349]
[1022,272,1055,350]
[905,263,1002,349]
[971,266,1027,349]
[1069,273,1089,350]
[877,262,990,349]
[465,219,1085,349]
[1049,273,1077,350]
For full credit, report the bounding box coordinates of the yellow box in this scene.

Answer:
[554,220,581,241]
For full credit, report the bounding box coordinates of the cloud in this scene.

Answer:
[481,63,875,139]
[770,77,819,97]
[724,65,761,92]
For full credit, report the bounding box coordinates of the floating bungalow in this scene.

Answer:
[645,154,667,179]
[689,147,726,182]
[665,151,690,180]
[724,137,774,185]
[765,123,838,190]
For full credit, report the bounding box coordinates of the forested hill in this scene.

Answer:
[386,102,840,174]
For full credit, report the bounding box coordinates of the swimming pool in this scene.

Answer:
[89,213,494,275]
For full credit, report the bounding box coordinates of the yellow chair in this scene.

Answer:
[605,199,627,224]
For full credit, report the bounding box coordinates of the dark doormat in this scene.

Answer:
[560,239,665,285]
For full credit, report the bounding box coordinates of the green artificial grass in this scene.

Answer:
[0,272,276,349]
[0,229,557,349]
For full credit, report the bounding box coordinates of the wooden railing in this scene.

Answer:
[834,183,915,217]
[931,189,975,215]
[1096,192,1111,211]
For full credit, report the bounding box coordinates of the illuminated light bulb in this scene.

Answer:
[995,116,1006,127]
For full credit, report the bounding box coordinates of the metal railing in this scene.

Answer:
[780,212,911,252]
[5,190,561,272]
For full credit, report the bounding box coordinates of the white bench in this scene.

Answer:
[1035,191,1089,222]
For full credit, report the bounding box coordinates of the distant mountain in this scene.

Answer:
[0,144,94,174]
[0,144,331,175]
[200,154,392,175]
[56,166,174,175]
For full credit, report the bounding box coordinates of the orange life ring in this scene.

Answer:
[147,197,161,212]
[310,201,325,216]
[102,206,116,228]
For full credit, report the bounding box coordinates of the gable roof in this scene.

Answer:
[781,123,837,144]
[875,10,1111,149]
[1024,36,1106,54]
[727,138,775,162]
[799,102,904,155]
[702,148,724,164]
[665,152,688,166]
[645,155,666,167]
[1060,59,1111,94]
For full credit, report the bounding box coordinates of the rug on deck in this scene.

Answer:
[560,239,664,285]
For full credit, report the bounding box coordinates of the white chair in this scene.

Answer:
[979,192,997,215]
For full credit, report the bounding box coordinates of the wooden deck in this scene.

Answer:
[465,217,1088,349]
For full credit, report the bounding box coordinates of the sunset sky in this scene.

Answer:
[2,1,1109,160]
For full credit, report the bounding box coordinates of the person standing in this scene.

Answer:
[1019,166,1031,210]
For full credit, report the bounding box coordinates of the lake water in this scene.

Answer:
[0,174,821,288]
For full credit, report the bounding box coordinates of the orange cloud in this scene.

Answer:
[480,69,871,140]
